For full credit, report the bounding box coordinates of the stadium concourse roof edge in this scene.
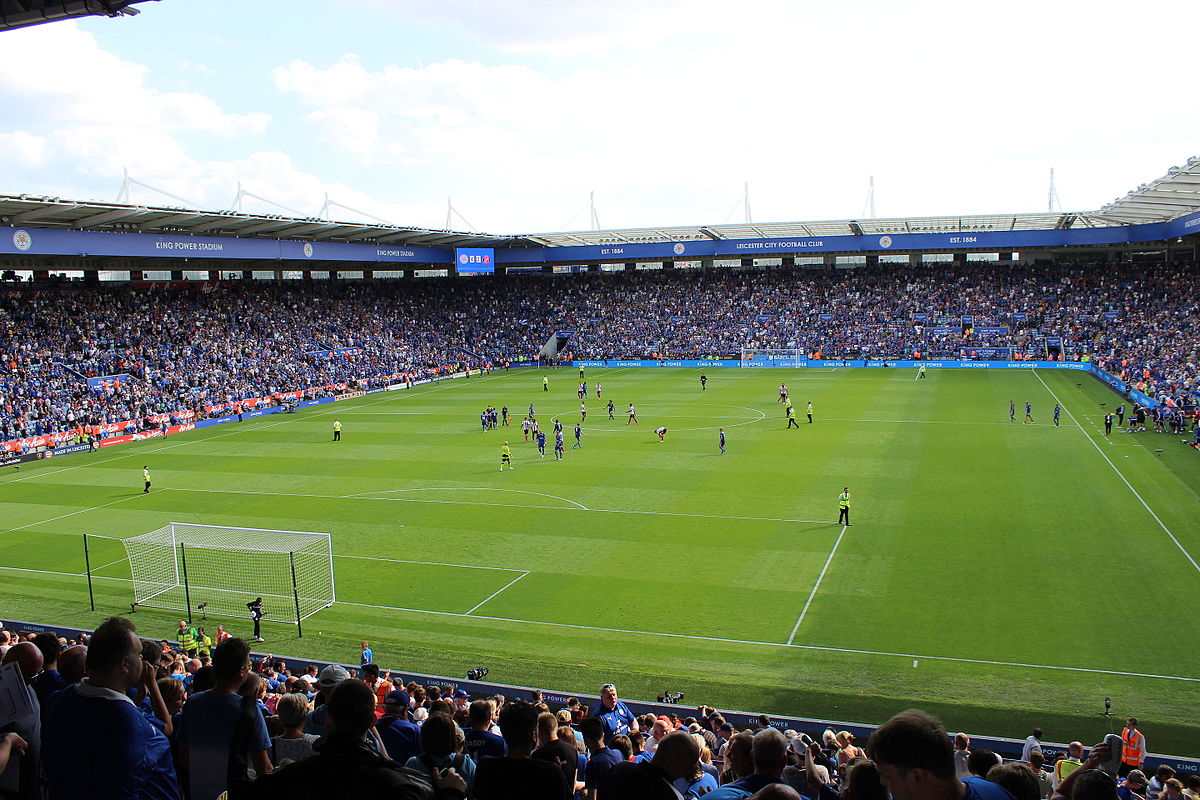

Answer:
[3,616,1198,769]
[1,157,1197,249]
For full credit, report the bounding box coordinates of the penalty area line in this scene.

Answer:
[464,571,531,615]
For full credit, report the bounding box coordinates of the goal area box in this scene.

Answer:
[89,523,335,635]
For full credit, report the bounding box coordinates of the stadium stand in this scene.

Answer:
[1,617,1195,799]
[2,261,1198,452]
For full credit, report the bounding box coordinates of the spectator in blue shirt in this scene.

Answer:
[868,709,1017,800]
[580,716,623,800]
[464,699,507,763]
[361,641,374,667]
[42,615,182,800]
[590,683,638,742]
[377,689,422,763]
[177,636,273,799]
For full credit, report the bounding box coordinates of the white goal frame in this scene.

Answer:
[740,348,807,366]
[92,523,335,636]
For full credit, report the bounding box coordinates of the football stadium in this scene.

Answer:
[0,2,1198,798]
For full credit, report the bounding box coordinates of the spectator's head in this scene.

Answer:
[31,632,61,667]
[239,672,262,702]
[467,699,492,729]
[58,644,87,684]
[85,616,141,691]
[749,787,805,800]
[157,677,186,715]
[967,750,1002,778]
[326,679,376,741]
[316,664,350,695]
[651,718,672,741]
[610,734,632,760]
[211,637,250,687]
[579,716,605,749]
[1162,779,1184,799]
[1155,766,1176,782]
[1125,771,1150,793]
[383,689,410,718]
[726,732,755,779]
[600,682,618,710]
[1068,742,1085,759]
[361,663,379,681]
[987,763,1041,800]
[495,701,540,753]
[536,711,557,747]
[751,728,789,778]
[844,759,888,800]
[276,693,309,730]
[190,665,216,694]
[1073,770,1119,800]
[868,710,957,800]
[651,731,701,781]
[420,712,460,759]
[954,733,970,751]
[1032,727,1043,740]
[2,641,43,684]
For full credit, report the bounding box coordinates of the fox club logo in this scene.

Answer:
[673,243,686,255]
[13,229,32,251]
[878,235,893,249]
[303,242,314,258]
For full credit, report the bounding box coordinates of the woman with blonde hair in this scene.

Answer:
[835,731,865,768]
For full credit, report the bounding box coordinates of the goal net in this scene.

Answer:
[114,523,335,627]
[740,348,807,367]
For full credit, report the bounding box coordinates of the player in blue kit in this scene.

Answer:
[1024,401,1033,424]
[480,411,488,432]
[607,400,615,420]
[554,418,563,435]
[554,431,565,460]
[1053,405,1061,427]
[536,430,547,457]
[719,428,726,454]
[573,423,583,449]
[1009,401,1016,422]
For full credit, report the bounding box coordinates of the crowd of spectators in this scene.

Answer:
[2,261,1198,447]
[0,619,1192,800]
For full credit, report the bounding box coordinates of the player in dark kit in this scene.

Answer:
[700,374,707,391]
[536,430,547,457]
[247,597,264,642]
[1024,402,1033,424]
[718,428,726,454]
[1053,405,1061,427]
[1104,412,1114,434]
[1009,401,1016,422]
[607,400,615,420]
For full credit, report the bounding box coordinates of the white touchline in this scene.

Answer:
[1033,371,1200,575]
[334,553,525,573]
[4,561,1197,683]
[787,524,849,645]
[464,571,531,615]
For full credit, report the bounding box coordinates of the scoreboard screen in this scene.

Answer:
[455,247,495,274]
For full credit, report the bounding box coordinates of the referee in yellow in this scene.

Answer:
[501,441,514,471]
[837,487,851,526]
[143,465,151,494]
[333,419,342,441]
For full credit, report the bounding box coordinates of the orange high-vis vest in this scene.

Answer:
[1121,727,1144,766]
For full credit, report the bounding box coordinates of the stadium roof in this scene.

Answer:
[1091,156,1200,225]
[0,0,155,31]
[0,195,534,249]
[2,157,1197,251]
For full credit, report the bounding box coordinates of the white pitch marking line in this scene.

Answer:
[348,487,589,511]
[823,418,1050,426]
[0,493,146,539]
[85,556,129,575]
[3,561,1196,684]
[334,553,525,573]
[464,571,531,615]
[787,524,848,645]
[1033,370,1200,576]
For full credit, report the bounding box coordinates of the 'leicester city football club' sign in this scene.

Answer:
[12,229,32,251]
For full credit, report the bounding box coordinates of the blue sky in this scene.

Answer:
[0,0,1196,234]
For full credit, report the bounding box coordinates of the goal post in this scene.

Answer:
[97,523,335,636]
[740,348,807,367]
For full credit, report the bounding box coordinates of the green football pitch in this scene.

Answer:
[2,367,1199,753]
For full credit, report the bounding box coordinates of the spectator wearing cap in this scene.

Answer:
[305,664,350,737]
[452,689,471,727]
[253,679,468,799]
[474,701,569,800]
[1121,772,1151,800]
[465,699,507,762]
[378,689,423,763]
[602,730,701,800]
[591,683,638,742]
[705,727,790,799]
[868,710,1015,800]
[43,616,181,800]
[272,693,319,765]
[176,636,273,799]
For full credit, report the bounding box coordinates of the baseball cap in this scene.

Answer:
[317,664,350,689]
[384,689,410,707]
[719,722,735,732]
[1126,771,1149,787]
[453,689,470,699]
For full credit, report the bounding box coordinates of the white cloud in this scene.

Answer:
[0,131,48,169]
